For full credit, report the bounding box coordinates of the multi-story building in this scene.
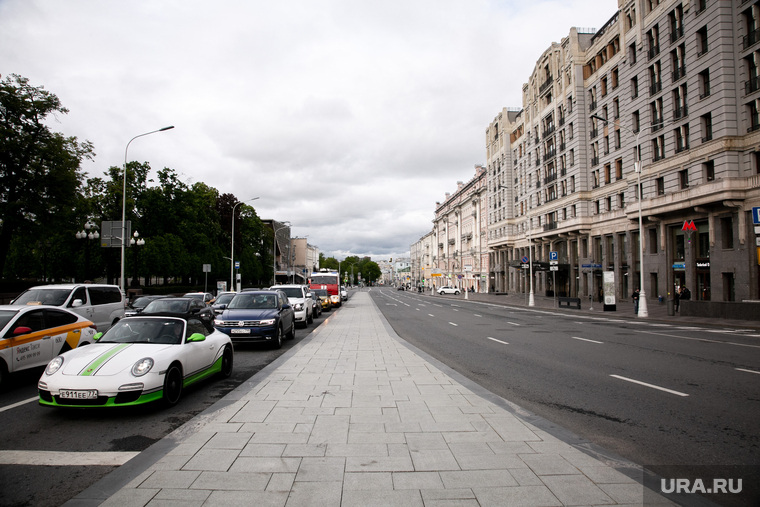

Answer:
[432,166,489,292]
[487,0,760,306]
[411,231,434,288]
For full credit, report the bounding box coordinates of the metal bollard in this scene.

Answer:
[667,299,675,316]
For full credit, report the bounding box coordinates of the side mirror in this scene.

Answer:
[93,332,103,341]
[13,326,32,336]
[71,299,84,308]
[282,303,291,310]
[186,333,206,343]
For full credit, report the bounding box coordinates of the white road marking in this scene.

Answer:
[571,336,603,344]
[449,322,458,326]
[610,375,689,397]
[736,368,760,375]
[428,314,435,317]
[0,396,38,413]
[487,337,509,345]
[0,450,139,466]
[506,322,521,326]
[474,314,482,317]
[636,330,760,349]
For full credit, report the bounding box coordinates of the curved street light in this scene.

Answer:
[121,126,174,293]
[230,197,260,292]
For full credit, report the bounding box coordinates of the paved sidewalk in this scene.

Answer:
[76,291,675,507]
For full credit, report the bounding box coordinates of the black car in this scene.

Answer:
[125,295,168,317]
[141,297,215,326]
[213,290,295,348]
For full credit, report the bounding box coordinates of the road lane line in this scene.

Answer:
[0,397,38,413]
[474,314,482,317]
[637,330,760,349]
[428,314,435,317]
[610,375,689,397]
[506,321,521,326]
[571,336,603,344]
[449,322,458,326]
[0,450,139,466]
[736,368,760,375]
[487,337,509,345]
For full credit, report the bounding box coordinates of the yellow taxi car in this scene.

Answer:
[0,305,97,388]
[313,289,333,312]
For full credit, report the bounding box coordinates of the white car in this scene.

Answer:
[270,285,314,327]
[437,286,461,295]
[0,305,97,388]
[38,314,233,408]
[340,286,348,301]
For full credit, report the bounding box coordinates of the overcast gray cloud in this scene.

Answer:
[0,0,613,260]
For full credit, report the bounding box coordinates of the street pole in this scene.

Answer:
[231,197,260,292]
[122,126,174,294]
[592,113,657,318]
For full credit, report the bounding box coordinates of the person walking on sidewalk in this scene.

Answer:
[632,288,640,314]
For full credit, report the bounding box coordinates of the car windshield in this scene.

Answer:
[0,309,20,330]
[100,317,185,344]
[277,288,303,298]
[13,288,71,306]
[214,293,235,305]
[184,293,204,300]
[143,300,190,313]
[229,294,277,309]
[311,276,337,285]
[131,296,160,309]
[314,290,329,297]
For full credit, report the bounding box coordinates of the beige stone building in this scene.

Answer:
[486,0,760,307]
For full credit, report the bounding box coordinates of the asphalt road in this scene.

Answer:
[369,287,760,488]
[0,303,341,507]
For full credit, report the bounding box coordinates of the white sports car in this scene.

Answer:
[38,314,233,408]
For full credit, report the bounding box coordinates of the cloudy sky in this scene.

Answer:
[1,0,613,260]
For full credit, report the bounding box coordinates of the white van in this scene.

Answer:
[11,284,125,331]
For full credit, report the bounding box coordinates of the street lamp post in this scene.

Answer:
[230,197,260,292]
[75,221,100,281]
[130,231,146,288]
[121,126,174,294]
[272,221,291,285]
[591,113,660,318]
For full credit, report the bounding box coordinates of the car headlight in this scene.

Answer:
[131,358,154,377]
[259,318,276,326]
[214,319,224,326]
[45,356,64,376]
[294,303,303,311]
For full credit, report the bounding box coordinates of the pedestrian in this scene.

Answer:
[632,288,640,314]
[674,288,680,312]
[598,287,603,303]
[681,286,691,300]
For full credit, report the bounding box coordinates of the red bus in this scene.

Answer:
[309,271,341,307]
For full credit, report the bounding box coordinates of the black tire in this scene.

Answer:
[272,325,283,349]
[286,321,296,340]
[162,364,183,406]
[219,345,233,378]
[307,309,313,325]
[455,290,460,295]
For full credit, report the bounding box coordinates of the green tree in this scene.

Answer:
[0,74,94,278]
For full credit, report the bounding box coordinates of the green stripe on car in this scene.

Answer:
[79,344,132,376]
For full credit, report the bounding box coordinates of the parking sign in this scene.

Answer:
[753,207,760,225]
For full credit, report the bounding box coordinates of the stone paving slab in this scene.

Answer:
[95,291,674,507]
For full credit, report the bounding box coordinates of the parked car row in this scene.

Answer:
[2,282,341,408]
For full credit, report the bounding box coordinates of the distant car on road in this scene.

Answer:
[211,292,237,314]
[183,292,215,304]
[313,289,332,312]
[270,285,314,327]
[141,297,215,326]
[125,295,167,317]
[213,290,295,348]
[341,286,348,301]
[437,286,461,295]
[38,314,233,408]
[0,305,98,388]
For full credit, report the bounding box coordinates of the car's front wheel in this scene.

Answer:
[286,320,296,340]
[162,364,183,406]
[219,345,233,378]
[272,325,283,349]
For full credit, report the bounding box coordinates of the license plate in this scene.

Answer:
[230,329,251,334]
[60,389,98,399]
